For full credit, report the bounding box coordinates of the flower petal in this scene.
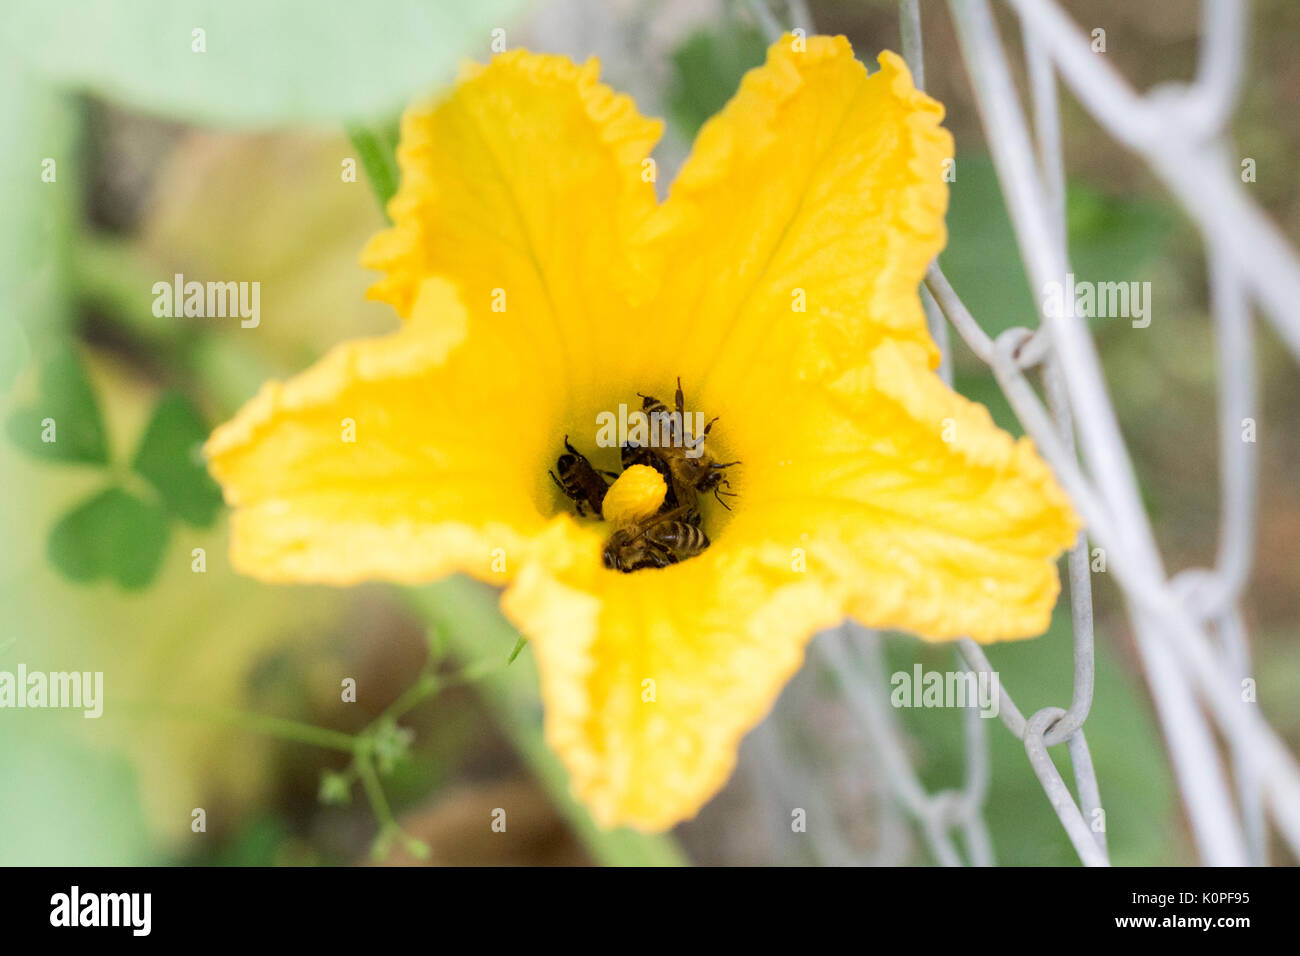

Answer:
[205,278,556,584]
[651,37,952,401]
[727,338,1079,643]
[501,523,844,831]
[360,49,664,396]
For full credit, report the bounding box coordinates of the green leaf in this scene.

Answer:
[131,393,222,527]
[5,344,108,464]
[346,121,401,216]
[507,635,528,665]
[0,70,80,350]
[666,24,767,139]
[0,725,153,865]
[48,486,170,590]
[3,0,533,127]
[941,155,1173,337]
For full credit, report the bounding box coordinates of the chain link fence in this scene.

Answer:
[747,0,1300,866]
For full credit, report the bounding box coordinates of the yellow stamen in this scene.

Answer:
[601,464,667,527]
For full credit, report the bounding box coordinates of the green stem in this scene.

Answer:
[368,673,442,730]
[122,700,358,753]
[355,747,397,829]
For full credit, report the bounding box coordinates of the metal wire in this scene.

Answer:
[745,0,1300,868]
[834,0,1300,866]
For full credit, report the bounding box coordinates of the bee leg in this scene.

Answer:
[710,460,742,482]
[598,469,621,479]
[551,470,584,516]
[649,547,677,568]
[563,435,582,458]
[621,551,649,572]
[674,377,685,417]
[701,415,719,439]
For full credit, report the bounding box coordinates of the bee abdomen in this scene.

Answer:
[552,449,609,515]
[645,521,710,556]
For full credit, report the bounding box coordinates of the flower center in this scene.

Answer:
[546,380,740,573]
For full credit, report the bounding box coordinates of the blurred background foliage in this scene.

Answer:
[1,0,1297,866]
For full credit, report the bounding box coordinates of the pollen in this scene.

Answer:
[601,464,667,527]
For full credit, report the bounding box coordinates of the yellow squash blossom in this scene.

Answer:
[206,35,1078,831]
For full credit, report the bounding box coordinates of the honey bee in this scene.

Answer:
[549,437,616,517]
[634,377,740,509]
[637,378,691,446]
[602,505,710,572]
